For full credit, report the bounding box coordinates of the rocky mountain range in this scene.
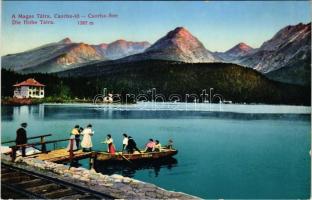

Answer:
[2,38,104,73]
[239,23,310,72]
[242,23,311,85]
[1,22,310,85]
[214,42,255,62]
[121,27,220,63]
[1,38,150,73]
[93,40,150,60]
[214,22,310,85]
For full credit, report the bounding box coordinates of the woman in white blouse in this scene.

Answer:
[81,124,94,152]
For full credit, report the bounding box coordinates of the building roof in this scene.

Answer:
[13,78,45,87]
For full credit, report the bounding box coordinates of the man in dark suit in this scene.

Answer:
[16,122,28,157]
[126,136,141,154]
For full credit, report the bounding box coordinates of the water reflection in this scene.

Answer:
[1,105,44,121]
[1,104,310,198]
[1,106,14,121]
[34,106,312,120]
[1,104,311,121]
[94,157,178,178]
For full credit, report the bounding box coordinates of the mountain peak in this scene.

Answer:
[115,39,127,43]
[228,42,253,53]
[98,43,108,49]
[224,42,253,56]
[137,27,219,63]
[166,27,193,39]
[215,42,254,61]
[60,37,72,44]
[172,26,188,32]
[237,42,252,49]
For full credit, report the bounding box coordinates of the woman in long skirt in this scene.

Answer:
[66,134,77,151]
[102,134,116,154]
[80,124,94,152]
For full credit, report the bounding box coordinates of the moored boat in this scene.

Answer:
[96,148,178,162]
[1,145,41,156]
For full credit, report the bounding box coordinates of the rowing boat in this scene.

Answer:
[96,148,178,162]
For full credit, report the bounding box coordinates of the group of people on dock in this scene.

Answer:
[102,134,173,155]
[14,122,173,156]
[67,124,173,154]
[67,124,94,152]
[102,133,142,154]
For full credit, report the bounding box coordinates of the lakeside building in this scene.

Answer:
[13,78,45,98]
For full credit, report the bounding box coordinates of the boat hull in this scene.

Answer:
[96,149,178,162]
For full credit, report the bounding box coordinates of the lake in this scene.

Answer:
[1,103,311,199]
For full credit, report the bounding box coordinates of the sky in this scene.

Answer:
[1,1,311,55]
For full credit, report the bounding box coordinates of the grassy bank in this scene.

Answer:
[1,97,93,105]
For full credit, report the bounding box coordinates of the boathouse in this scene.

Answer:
[13,78,45,98]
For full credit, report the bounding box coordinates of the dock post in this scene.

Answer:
[41,136,47,153]
[89,153,95,170]
[11,146,17,162]
[69,139,74,162]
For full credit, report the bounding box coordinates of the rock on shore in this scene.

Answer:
[2,155,200,199]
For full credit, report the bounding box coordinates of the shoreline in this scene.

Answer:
[1,97,311,107]
[1,154,200,199]
[2,100,311,114]
[1,97,94,106]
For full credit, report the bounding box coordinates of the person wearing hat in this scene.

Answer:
[80,124,94,152]
[72,125,80,149]
[16,122,28,157]
[126,136,141,154]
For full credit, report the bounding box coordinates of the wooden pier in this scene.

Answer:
[3,134,96,165]
[28,149,95,163]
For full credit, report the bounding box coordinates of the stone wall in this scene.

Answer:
[1,154,200,199]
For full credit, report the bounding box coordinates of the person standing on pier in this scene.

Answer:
[72,125,80,149]
[16,122,28,157]
[66,125,79,151]
[102,134,116,154]
[81,124,94,152]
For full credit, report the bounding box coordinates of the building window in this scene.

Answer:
[41,92,44,95]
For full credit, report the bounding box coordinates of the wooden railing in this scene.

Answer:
[4,134,81,163]
[2,134,52,145]
[6,134,73,161]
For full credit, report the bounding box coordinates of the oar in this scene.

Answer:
[119,152,136,167]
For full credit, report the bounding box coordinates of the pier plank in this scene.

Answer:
[29,149,93,163]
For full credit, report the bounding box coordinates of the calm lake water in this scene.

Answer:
[1,103,311,199]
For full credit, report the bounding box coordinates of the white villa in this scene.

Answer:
[13,78,45,99]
